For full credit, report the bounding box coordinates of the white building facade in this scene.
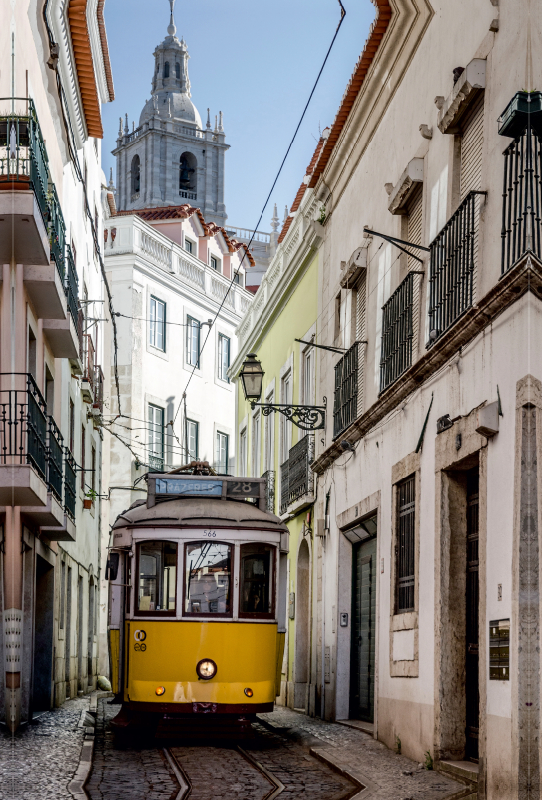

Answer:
[281,1,542,797]
[0,0,114,729]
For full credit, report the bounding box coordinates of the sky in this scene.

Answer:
[102,0,375,231]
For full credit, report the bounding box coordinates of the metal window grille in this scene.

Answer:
[48,183,66,281]
[286,435,314,506]
[262,469,275,513]
[501,129,542,273]
[47,416,64,501]
[396,474,415,614]
[64,448,77,519]
[333,342,359,438]
[279,460,289,515]
[65,245,79,327]
[380,272,415,393]
[0,374,48,480]
[428,190,485,343]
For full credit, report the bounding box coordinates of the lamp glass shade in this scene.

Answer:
[240,354,264,402]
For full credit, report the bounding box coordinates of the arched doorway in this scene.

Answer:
[294,538,310,710]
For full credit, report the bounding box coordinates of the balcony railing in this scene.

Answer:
[0,374,47,480]
[0,98,49,224]
[286,435,314,507]
[501,128,542,273]
[279,460,289,515]
[65,245,79,327]
[93,366,104,412]
[64,449,77,519]
[333,342,359,439]
[82,334,96,393]
[262,469,275,513]
[48,183,66,281]
[47,416,64,501]
[380,272,417,393]
[428,190,486,343]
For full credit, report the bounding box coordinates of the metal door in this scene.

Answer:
[465,469,480,761]
[350,536,377,721]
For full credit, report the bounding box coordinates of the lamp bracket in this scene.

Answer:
[250,399,327,431]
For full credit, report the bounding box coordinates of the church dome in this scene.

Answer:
[139,91,202,129]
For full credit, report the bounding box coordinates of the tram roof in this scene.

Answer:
[112,497,289,532]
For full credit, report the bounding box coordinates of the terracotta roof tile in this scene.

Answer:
[308,0,392,188]
[276,134,327,243]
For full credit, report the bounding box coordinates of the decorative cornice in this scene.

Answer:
[312,253,542,474]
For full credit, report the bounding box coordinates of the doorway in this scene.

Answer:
[294,539,310,710]
[465,468,480,761]
[350,535,377,721]
[32,555,54,713]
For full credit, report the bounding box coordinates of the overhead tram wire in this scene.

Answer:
[169,0,346,436]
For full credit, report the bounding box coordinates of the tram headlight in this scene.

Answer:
[244,688,253,697]
[196,659,217,680]
[155,686,166,696]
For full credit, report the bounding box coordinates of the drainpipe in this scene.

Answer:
[320,533,325,719]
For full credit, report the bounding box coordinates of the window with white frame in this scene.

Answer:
[216,431,229,474]
[148,404,164,470]
[233,272,244,287]
[280,372,292,463]
[185,238,194,254]
[186,419,199,461]
[210,255,220,272]
[252,412,261,478]
[218,334,230,382]
[149,296,166,351]
[186,316,200,367]
[239,428,247,476]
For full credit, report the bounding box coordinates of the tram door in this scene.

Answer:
[465,468,480,761]
[350,536,377,721]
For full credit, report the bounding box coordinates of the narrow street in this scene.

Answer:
[2,695,466,800]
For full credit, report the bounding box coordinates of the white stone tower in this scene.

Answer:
[113,0,229,225]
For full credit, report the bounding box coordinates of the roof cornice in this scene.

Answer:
[309,0,434,206]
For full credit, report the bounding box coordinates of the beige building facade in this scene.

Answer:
[300,1,542,797]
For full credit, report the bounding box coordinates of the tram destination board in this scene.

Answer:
[148,475,265,507]
[155,478,223,497]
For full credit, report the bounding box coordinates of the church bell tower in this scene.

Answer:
[113,0,229,225]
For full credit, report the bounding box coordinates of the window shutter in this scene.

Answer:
[460,100,484,200]
[354,273,367,416]
[406,187,423,359]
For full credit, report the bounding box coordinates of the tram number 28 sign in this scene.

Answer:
[226,481,261,499]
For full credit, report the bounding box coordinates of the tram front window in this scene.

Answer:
[240,544,274,618]
[185,542,232,615]
[137,541,177,613]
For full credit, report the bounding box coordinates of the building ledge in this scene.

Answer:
[43,315,80,360]
[437,59,486,135]
[40,514,76,542]
[23,263,67,320]
[438,760,478,785]
[0,464,48,506]
[20,492,65,527]
[388,158,424,215]
[0,190,50,266]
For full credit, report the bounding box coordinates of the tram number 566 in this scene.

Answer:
[203,530,217,538]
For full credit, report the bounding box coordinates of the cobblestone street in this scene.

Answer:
[1,698,468,800]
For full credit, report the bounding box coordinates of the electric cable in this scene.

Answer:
[169,0,347,434]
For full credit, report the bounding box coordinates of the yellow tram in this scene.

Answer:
[106,469,288,737]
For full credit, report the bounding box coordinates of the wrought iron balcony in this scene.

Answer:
[48,183,66,281]
[262,469,275,513]
[0,98,49,224]
[279,460,289,515]
[82,334,96,400]
[427,190,486,343]
[380,272,417,393]
[47,416,64,501]
[64,448,77,519]
[501,127,542,272]
[287,435,314,507]
[0,374,48,480]
[93,365,104,413]
[333,342,359,439]
[65,245,79,327]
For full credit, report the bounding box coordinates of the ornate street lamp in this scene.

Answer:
[238,354,326,432]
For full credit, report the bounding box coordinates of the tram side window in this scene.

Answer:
[240,544,275,618]
[185,542,232,615]
[137,541,177,613]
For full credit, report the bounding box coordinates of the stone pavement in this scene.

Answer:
[0,696,88,800]
[169,745,273,800]
[258,707,467,800]
[86,701,178,800]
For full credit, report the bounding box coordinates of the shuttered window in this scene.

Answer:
[396,474,416,614]
[406,187,423,359]
[460,99,484,200]
[354,273,366,415]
